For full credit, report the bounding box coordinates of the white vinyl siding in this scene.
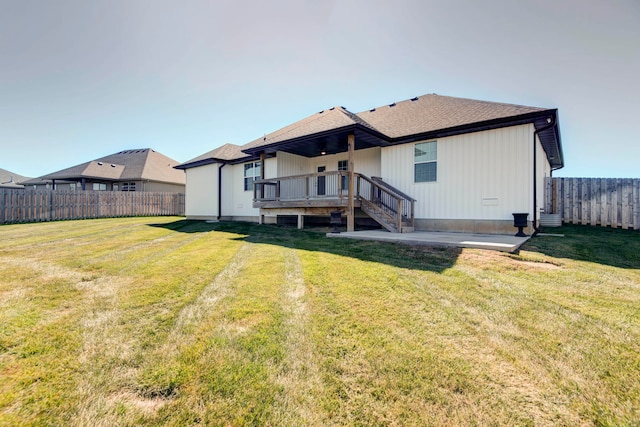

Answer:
[184,163,219,219]
[277,147,381,178]
[222,157,276,218]
[381,124,534,221]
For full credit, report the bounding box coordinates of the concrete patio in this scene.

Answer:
[326,229,530,253]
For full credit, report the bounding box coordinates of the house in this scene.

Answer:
[21,148,186,193]
[0,168,30,189]
[176,94,563,234]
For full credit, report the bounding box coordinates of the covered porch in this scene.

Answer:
[253,170,415,233]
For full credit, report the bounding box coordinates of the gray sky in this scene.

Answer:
[1,0,639,178]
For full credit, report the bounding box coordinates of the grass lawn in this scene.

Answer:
[0,217,638,426]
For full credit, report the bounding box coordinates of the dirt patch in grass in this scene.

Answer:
[459,248,563,270]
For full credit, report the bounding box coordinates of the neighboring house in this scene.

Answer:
[21,149,186,193]
[176,94,563,234]
[0,168,30,189]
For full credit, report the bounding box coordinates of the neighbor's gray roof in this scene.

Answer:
[34,149,185,184]
[0,168,31,188]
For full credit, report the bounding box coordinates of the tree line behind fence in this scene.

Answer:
[545,177,640,230]
[0,189,185,224]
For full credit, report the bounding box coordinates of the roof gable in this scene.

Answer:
[178,93,563,170]
[242,106,376,152]
[176,144,251,169]
[40,149,185,184]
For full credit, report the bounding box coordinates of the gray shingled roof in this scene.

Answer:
[0,168,31,188]
[356,94,547,138]
[36,149,185,184]
[242,107,375,151]
[177,93,562,168]
[176,144,250,169]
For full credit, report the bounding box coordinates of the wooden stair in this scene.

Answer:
[357,176,415,234]
[360,199,414,233]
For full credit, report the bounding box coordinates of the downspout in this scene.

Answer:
[532,116,556,235]
[217,163,226,220]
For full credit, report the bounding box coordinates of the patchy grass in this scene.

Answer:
[0,218,638,426]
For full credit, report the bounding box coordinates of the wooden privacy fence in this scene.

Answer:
[545,177,640,230]
[0,189,185,225]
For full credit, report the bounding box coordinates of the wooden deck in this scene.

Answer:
[253,171,415,233]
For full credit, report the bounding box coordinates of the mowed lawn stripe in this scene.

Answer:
[138,242,292,425]
[0,217,245,425]
[1,219,639,426]
[270,248,323,426]
[0,217,156,254]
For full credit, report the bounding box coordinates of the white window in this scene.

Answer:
[122,182,136,192]
[338,160,348,190]
[244,161,261,191]
[414,141,437,182]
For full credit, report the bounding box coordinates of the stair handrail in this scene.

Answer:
[370,176,416,202]
[355,174,414,230]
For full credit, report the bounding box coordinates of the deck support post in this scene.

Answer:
[347,133,355,232]
[297,214,304,229]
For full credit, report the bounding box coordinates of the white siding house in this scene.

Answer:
[176,94,563,235]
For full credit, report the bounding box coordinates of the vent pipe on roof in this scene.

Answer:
[389,103,396,107]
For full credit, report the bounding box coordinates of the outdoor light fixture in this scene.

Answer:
[321,149,327,155]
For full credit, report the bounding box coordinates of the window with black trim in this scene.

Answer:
[244,161,261,191]
[414,141,437,182]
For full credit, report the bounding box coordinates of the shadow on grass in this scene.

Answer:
[148,220,460,273]
[522,224,640,269]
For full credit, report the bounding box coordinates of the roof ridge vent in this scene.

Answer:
[329,107,335,111]
[411,97,419,101]
[97,162,103,166]
[318,110,324,114]
[389,102,396,107]
[369,108,376,112]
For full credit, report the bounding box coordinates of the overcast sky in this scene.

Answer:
[1,0,639,179]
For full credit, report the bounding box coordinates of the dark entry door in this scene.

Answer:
[317,166,326,196]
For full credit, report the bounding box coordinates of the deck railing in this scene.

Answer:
[254,171,350,201]
[357,175,415,230]
[254,172,414,231]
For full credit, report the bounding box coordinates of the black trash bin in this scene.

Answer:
[330,211,342,234]
[512,213,529,237]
